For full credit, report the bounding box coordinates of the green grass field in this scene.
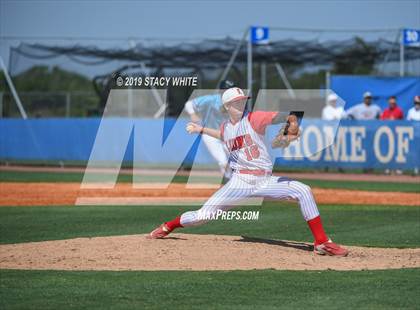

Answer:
[0,202,419,309]
[0,203,419,247]
[1,269,419,310]
[1,171,419,309]
[1,170,419,192]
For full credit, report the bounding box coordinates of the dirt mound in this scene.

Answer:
[1,234,419,271]
[1,182,419,206]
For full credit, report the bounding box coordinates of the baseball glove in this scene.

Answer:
[271,114,301,149]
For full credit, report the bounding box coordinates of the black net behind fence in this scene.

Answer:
[2,38,419,117]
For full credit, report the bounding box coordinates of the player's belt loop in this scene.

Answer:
[236,169,272,176]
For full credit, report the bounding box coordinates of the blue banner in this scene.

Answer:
[0,118,419,170]
[403,29,420,47]
[251,26,269,44]
[0,118,214,164]
[331,75,420,114]
[269,120,419,170]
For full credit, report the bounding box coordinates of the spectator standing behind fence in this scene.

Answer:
[344,92,381,120]
[322,94,345,120]
[381,96,404,120]
[407,96,420,121]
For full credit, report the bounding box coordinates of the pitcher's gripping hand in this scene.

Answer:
[272,114,301,149]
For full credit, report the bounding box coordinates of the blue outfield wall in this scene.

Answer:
[271,120,419,170]
[0,118,215,164]
[0,118,419,170]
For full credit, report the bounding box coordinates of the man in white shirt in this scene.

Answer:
[407,95,420,121]
[345,91,381,120]
[322,94,345,120]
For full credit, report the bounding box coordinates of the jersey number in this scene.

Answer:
[244,145,260,161]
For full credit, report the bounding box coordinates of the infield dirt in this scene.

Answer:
[1,234,419,271]
[0,182,418,206]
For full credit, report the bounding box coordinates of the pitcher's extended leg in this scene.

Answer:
[254,176,348,256]
[149,174,253,238]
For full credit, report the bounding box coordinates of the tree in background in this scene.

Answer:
[1,66,98,117]
[333,37,376,75]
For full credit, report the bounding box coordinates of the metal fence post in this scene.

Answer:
[247,26,252,109]
[325,71,331,104]
[0,57,27,119]
[260,62,266,108]
[65,92,71,117]
[399,29,405,77]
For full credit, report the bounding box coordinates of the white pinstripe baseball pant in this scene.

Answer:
[180,173,320,227]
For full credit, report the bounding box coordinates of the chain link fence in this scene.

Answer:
[0,91,100,117]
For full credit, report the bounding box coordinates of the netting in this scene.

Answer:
[10,38,420,71]
[3,38,420,117]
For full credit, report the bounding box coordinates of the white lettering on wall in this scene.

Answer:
[395,126,414,163]
[374,126,394,163]
[323,126,348,162]
[348,127,366,162]
[281,123,416,167]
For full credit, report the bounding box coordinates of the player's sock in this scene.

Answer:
[165,216,183,231]
[307,216,329,245]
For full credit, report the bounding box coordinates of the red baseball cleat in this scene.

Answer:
[147,223,172,239]
[314,239,349,257]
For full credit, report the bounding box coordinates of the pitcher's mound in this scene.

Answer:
[1,234,419,271]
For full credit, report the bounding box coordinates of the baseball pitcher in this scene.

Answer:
[150,87,348,257]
